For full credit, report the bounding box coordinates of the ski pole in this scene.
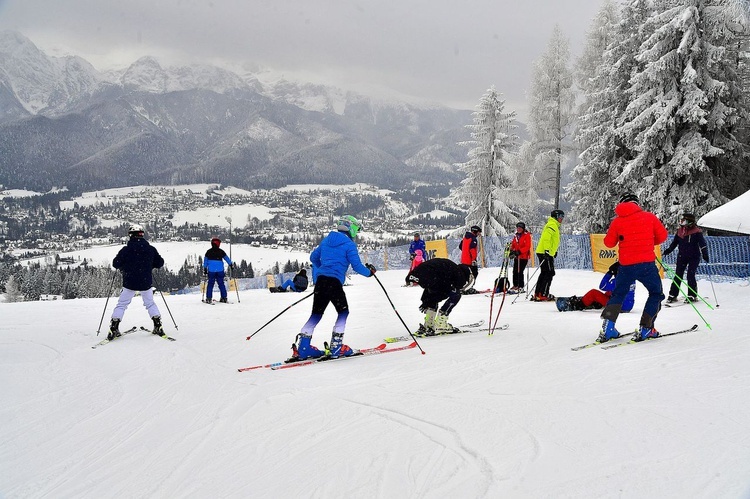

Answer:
[490,259,510,334]
[246,291,314,340]
[707,263,719,308]
[370,271,425,355]
[231,265,241,303]
[96,269,118,336]
[155,287,179,330]
[201,270,207,303]
[656,258,712,330]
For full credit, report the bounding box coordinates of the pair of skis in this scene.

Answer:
[92,326,176,349]
[238,340,418,372]
[570,324,699,351]
[383,320,508,344]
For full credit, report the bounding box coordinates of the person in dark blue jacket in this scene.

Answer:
[203,237,234,303]
[409,232,428,261]
[663,213,709,303]
[290,215,376,360]
[108,224,165,340]
[271,268,309,293]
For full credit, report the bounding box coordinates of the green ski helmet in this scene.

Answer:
[336,215,363,238]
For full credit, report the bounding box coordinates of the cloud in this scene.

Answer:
[0,0,604,118]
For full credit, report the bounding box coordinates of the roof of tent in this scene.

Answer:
[697,189,750,235]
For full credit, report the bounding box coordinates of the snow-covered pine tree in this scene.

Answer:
[616,0,743,221]
[4,275,23,302]
[526,25,576,211]
[707,0,750,198]
[453,86,520,236]
[568,0,652,231]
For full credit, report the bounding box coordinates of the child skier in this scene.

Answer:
[509,222,532,293]
[556,261,635,312]
[662,213,709,303]
[108,224,166,340]
[290,215,375,360]
[203,237,234,303]
[272,268,309,293]
[405,258,475,335]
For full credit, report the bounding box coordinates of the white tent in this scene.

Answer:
[698,189,750,235]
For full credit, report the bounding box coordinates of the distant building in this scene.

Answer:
[40,294,63,301]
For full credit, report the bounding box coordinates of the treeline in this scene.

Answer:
[0,256,259,301]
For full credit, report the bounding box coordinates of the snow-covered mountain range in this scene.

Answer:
[0,30,474,192]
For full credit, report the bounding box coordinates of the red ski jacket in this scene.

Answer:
[604,202,668,265]
[510,231,532,260]
[459,232,478,265]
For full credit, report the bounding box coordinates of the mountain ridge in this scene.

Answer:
[0,30,475,191]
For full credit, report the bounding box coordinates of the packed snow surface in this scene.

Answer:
[2,268,750,497]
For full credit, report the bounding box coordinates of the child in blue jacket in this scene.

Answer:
[290,216,375,360]
[203,237,233,303]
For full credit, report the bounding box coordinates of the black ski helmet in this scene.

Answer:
[413,232,421,238]
[470,225,482,233]
[516,222,526,230]
[619,192,639,204]
[681,213,696,226]
[551,209,565,220]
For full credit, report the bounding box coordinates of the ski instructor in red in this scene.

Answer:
[597,193,668,343]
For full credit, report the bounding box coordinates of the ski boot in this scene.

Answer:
[219,297,228,303]
[417,308,437,336]
[152,316,165,336]
[324,332,354,358]
[633,326,659,342]
[684,296,695,304]
[416,324,436,336]
[433,312,457,334]
[107,318,121,341]
[597,319,620,343]
[666,296,677,303]
[292,333,323,360]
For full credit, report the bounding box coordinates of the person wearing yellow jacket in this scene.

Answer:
[532,209,564,301]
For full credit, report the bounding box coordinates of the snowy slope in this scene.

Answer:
[1,268,750,498]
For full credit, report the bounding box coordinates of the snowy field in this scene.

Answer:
[1,267,750,497]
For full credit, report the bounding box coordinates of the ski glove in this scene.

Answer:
[702,251,709,263]
[202,268,208,275]
[662,249,673,257]
[365,263,377,276]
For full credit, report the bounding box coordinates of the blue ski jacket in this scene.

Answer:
[599,272,635,312]
[203,246,232,273]
[310,231,372,284]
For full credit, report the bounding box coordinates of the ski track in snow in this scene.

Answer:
[345,398,500,497]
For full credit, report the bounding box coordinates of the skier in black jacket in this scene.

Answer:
[108,224,165,340]
[405,258,474,335]
[663,213,709,303]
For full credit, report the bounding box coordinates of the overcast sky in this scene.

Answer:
[0,0,607,119]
